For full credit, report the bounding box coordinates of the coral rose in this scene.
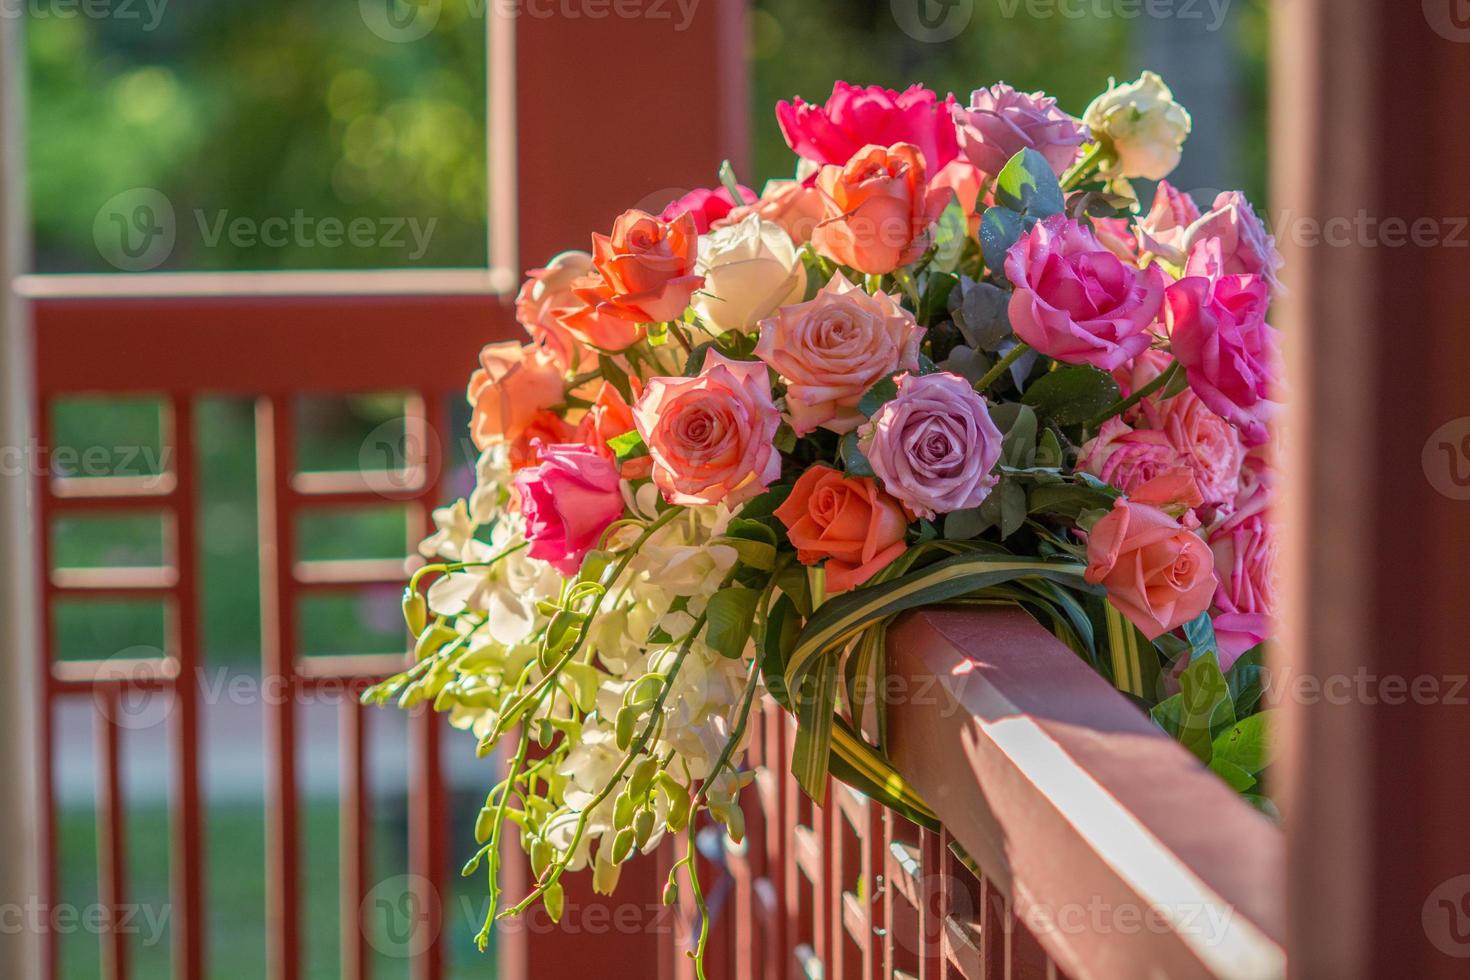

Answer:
[774,465,909,593]
[754,272,923,435]
[467,341,566,450]
[692,214,807,334]
[858,372,1003,519]
[515,250,596,372]
[509,410,576,471]
[513,444,625,576]
[1207,479,1278,668]
[632,352,781,507]
[1005,214,1169,371]
[777,82,960,171]
[1163,250,1280,446]
[952,83,1088,180]
[575,380,652,480]
[574,209,703,327]
[717,178,826,247]
[1084,472,1216,639]
[811,142,950,275]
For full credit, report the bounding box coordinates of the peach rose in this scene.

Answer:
[515,250,596,372]
[575,379,652,480]
[574,209,703,327]
[774,465,908,593]
[468,342,566,451]
[717,178,826,246]
[811,143,950,275]
[632,352,781,507]
[754,272,923,435]
[1084,471,1216,639]
[557,297,647,353]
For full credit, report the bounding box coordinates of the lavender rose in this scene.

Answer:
[952,83,1088,180]
[857,372,1003,519]
[1005,214,1169,371]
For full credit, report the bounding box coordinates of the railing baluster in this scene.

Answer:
[339,697,370,980]
[94,690,128,980]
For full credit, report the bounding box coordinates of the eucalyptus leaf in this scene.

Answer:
[948,277,1012,352]
[930,193,970,273]
[980,207,1026,281]
[840,431,875,477]
[1020,365,1121,426]
[990,402,1038,468]
[994,148,1066,218]
[943,506,992,540]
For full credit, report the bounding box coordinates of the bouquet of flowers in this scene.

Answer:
[366,72,1282,964]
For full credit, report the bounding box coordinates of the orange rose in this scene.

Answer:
[774,465,909,593]
[515,250,596,372]
[467,342,566,451]
[557,295,647,353]
[1083,471,1216,639]
[574,209,704,328]
[575,379,652,480]
[508,410,577,472]
[811,142,950,275]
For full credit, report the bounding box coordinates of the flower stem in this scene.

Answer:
[973,342,1032,394]
[1085,361,1180,428]
[1062,142,1109,191]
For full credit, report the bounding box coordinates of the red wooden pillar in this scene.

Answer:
[1273,3,1470,977]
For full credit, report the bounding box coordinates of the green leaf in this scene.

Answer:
[948,277,1012,352]
[773,422,798,453]
[978,479,1026,540]
[759,594,802,709]
[980,207,1025,281]
[607,429,647,463]
[1176,652,1235,762]
[1036,428,1064,468]
[683,342,713,377]
[738,482,794,521]
[1027,482,1118,521]
[930,192,970,273]
[990,402,1038,468]
[1211,711,1272,775]
[857,376,899,418]
[1104,600,1161,699]
[1020,365,1121,426]
[1182,612,1218,661]
[718,518,779,571]
[840,431,875,477]
[600,354,635,403]
[993,148,1065,218]
[1208,756,1258,793]
[942,506,991,540]
[704,587,760,659]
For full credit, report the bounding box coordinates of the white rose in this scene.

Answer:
[692,214,806,334]
[1083,71,1192,181]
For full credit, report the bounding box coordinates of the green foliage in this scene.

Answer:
[1021,365,1122,426]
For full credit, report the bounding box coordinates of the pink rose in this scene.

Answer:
[1207,480,1278,667]
[515,250,596,372]
[1078,417,1184,496]
[858,372,1003,519]
[659,185,755,234]
[1139,388,1244,516]
[1084,472,1216,640]
[777,82,961,171]
[1182,191,1283,294]
[632,352,781,507]
[754,272,924,435]
[467,342,566,451]
[774,465,909,594]
[811,142,950,275]
[1092,217,1141,264]
[1164,258,1280,446]
[1005,214,1169,370]
[1135,180,1201,265]
[952,83,1088,180]
[514,444,626,576]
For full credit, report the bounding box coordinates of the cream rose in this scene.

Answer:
[1083,71,1192,181]
[691,214,807,334]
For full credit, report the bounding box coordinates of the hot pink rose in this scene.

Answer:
[777,82,960,171]
[754,272,923,435]
[774,465,909,594]
[811,142,950,275]
[952,83,1088,179]
[1163,255,1280,446]
[515,250,596,372]
[467,342,566,451]
[1182,191,1283,294]
[858,372,1003,519]
[632,352,781,507]
[1005,215,1169,370]
[660,185,755,234]
[1084,472,1216,640]
[513,444,626,575]
[1135,180,1201,266]
[1207,480,1278,667]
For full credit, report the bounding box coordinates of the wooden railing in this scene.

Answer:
[685,606,1286,980]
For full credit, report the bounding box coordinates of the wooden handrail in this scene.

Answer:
[885,606,1287,980]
